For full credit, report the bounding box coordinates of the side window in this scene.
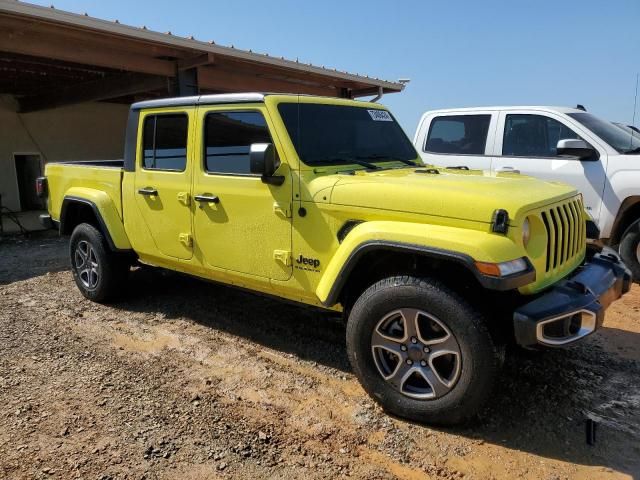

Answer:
[425,115,491,155]
[204,111,272,175]
[142,114,188,171]
[503,114,581,157]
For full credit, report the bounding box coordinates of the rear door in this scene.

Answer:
[493,110,608,222]
[192,106,293,280]
[415,112,497,170]
[134,110,194,260]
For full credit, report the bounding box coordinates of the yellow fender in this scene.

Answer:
[62,187,132,251]
[316,221,525,306]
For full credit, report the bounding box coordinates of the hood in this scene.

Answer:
[326,168,578,225]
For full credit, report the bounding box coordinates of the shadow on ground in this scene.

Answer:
[120,266,350,372]
[0,231,68,284]
[4,235,639,478]
[115,267,640,478]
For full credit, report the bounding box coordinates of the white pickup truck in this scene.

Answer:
[413,106,640,278]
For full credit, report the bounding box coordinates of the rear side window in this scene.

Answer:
[503,114,581,157]
[424,115,491,155]
[142,114,188,171]
[204,111,272,175]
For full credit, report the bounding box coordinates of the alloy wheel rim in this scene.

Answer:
[75,240,99,289]
[371,308,462,400]
[636,242,640,264]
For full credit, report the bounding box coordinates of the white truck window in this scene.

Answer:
[503,114,581,157]
[424,115,491,155]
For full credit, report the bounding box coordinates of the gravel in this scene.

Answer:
[0,231,638,479]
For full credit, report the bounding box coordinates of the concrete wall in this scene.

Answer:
[0,96,129,211]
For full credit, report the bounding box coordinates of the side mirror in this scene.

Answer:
[250,143,284,185]
[556,139,598,161]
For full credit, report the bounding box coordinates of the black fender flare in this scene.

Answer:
[321,240,535,307]
[60,196,131,253]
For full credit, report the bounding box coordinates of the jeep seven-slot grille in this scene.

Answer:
[540,198,585,273]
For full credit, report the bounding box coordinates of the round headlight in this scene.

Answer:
[522,217,531,247]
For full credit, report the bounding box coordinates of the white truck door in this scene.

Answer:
[414,112,497,171]
[492,110,608,225]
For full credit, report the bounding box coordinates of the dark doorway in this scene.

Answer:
[14,154,44,211]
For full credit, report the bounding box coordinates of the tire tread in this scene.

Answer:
[69,223,128,303]
[346,275,499,425]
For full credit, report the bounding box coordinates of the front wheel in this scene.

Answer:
[69,223,129,303]
[346,276,499,426]
[619,220,640,281]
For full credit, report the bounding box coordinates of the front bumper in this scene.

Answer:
[513,248,631,348]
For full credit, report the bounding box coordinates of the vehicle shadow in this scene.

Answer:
[119,266,351,372]
[445,342,640,479]
[116,266,640,478]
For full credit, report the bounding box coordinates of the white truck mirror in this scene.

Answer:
[556,139,598,161]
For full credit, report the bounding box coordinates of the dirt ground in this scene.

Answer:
[1,232,639,480]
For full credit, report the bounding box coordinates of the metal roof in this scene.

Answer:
[0,0,404,94]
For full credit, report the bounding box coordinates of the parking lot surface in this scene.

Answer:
[1,232,639,479]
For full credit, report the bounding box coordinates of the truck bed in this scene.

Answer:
[45,160,125,222]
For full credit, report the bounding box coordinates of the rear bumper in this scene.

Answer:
[513,248,631,348]
[39,214,56,230]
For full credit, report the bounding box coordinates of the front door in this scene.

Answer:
[134,110,194,260]
[192,107,293,280]
[493,111,607,223]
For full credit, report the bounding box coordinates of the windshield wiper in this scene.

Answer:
[317,157,381,169]
[356,155,417,166]
[623,147,640,155]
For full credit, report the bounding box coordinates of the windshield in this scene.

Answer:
[278,102,419,166]
[568,112,640,154]
[615,123,640,138]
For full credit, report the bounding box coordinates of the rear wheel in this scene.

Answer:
[346,275,499,425]
[69,223,129,303]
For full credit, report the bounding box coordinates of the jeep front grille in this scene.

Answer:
[540,197,586,273]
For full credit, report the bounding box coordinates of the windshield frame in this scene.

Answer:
[567,112,640,154]
[276,101,421,168]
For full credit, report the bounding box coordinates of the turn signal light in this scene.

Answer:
[475,261,501,276]
[475,258,529,277]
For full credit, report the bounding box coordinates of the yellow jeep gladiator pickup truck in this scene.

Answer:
[38,93,631,425]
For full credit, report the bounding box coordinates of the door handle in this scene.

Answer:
[496,166,520,174]
[138,187,158,196]
[194,194,220,204]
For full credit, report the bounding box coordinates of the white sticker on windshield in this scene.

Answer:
[367,109,393,122]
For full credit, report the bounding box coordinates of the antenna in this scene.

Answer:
[633,73,639,128]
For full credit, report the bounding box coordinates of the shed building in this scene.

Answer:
[0,0,403,215]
